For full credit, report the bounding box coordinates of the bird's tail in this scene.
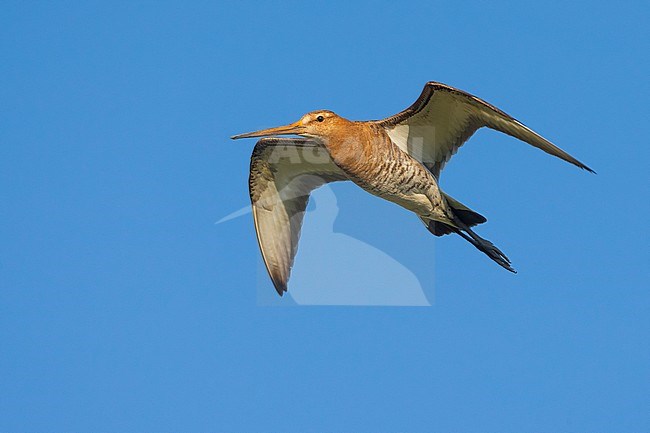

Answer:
[421,193,486,236]
[421,194,515,273]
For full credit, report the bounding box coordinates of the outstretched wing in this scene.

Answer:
[249,138,348,295]
[379,81,594,178]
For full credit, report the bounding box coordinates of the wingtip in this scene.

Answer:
[576,163,596,175]
[568,158,595,174]
[564,151,595,174]
[273,282,288,297]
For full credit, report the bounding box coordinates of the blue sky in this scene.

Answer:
[1,1,648,432]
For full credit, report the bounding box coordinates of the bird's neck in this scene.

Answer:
[325,122,388,172]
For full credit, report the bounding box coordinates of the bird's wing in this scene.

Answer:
[249,138,349,295]
[379,81,593,178]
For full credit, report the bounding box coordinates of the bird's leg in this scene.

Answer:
[451,219,516,273]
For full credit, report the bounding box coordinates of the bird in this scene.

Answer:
[231,81,593,296]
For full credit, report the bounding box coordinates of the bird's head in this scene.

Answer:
[231,110,346,141]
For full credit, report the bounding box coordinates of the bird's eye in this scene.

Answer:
[316,115,324,122]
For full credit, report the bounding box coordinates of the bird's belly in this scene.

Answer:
[347,170,439,216]
[328,138,446,217]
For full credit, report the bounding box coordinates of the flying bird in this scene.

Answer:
[232,82,593,295]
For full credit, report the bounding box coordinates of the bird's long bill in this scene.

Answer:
[231,121,305,139]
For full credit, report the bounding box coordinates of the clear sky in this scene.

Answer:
[1,1,648,432]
